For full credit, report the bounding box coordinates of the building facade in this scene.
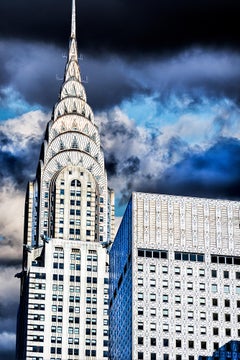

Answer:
[16,1,114,359]
[109,192,240,360]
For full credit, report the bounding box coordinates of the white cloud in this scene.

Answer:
[0,183,25,262]
[0,110,49,153]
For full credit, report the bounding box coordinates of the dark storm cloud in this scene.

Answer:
[0,132,41,189]
[129,137,240,202]
[0,0,240,55]
[2,40,240,112]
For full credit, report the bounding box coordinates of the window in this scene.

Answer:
[138,337,144,345]
[151,338,156,346]
[138,264,143,272]
[226,328,231,336]
[138,307,143,316]
[212,298,218,306]
[138,278,143,286]
[189,341,194,349]
[188,311,193,319]
[200,327,206,334]
[162,266,168,274]
[211,270,217,277]
[187,282,193,290]
[163,309,169,317]
[150,265,156,273]
[138,353,144,360]
[150,308,156,316]
[163,295,168,303]
[138,322,144,330]
[138,293,143,301]
[200,312,206,320]
[163,324,169,332]
[176,325,181,333]
[224,271,229,279]
[175,310,181,318]
[201,341,207,349]
[213,313,218,321]
[175,267,180,275]
[187,268,193,275]
[150,279,156,287]
[213,328,219,335]
[212,284,217,293]
[200,297,206,305]
[187,296,193,304]
[175,295,181,304]
[175,281,181,289]
[224,285,230,293]
[225,314,230,322]
[224,299,230,307]
[236,286,240,294]
[199,268,205,277]
[176,340,181,347]
[188,325,194,334]
[150,293,156,302]
[199,283,205,291]
[163,339,169,347]
[162,280,168,288]
[150,323,156,331]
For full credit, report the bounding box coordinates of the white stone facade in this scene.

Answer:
[16,1,114,359]
[109,192,240,360]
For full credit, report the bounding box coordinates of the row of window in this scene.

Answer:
[138,249,168,259]
[137,263,240,278]
[138,311,239,324]
[137,354,220,360]
[137,325,234,336]
[137,279,240,294]
[211,254,240,265]
[137,299,240,316]
[175,251,204,262]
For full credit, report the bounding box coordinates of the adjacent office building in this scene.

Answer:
[109,192,240,360]
[16,1,114,359]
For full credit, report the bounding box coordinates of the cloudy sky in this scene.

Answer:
[1,0,240,358]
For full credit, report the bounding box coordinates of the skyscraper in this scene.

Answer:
[16,1,114,359]
[109,192,240,360]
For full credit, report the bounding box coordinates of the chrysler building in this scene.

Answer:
[16,0,115,359]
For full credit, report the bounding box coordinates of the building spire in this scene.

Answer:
[64,0,81,82]
[71,0,76,39]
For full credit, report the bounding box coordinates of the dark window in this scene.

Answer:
[213,328,219,335]
[163,339,169,347]
[138,337,144,345]
[176,340,181,348]
[212,298,218,306]
[201,341,207,349]
[225,299,230,307]
[211,270,217,277]
[225,314,230,321]
[224,271,229,279]
[225,328,231,336]
[151,338,156,346]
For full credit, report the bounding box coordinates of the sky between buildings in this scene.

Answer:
[1,0,240,358]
